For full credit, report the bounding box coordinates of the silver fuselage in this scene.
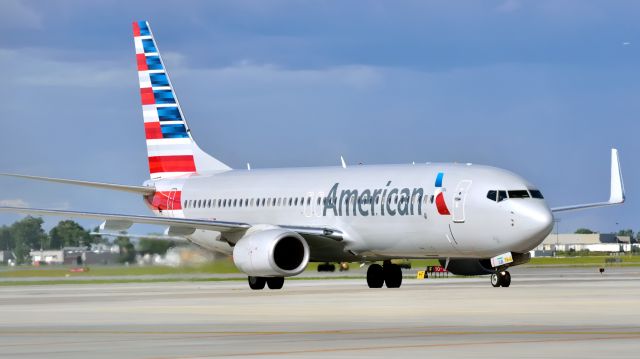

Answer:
[147,163,554,262]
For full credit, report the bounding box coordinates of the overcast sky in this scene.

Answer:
[0,0,639,234]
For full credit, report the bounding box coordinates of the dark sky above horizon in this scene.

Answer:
[1,0,639,234]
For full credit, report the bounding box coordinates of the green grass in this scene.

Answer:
[528,255,640,267]
[0,260,240,278]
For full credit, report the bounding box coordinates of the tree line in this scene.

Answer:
[0,216,174,264]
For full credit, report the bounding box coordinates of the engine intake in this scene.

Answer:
[233,228,310,277]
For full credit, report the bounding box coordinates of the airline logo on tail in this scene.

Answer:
[133,21,196,179]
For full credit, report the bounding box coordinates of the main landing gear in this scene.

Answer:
[248,276,285,290]
[490,271,511,287]
[367,261,403,288]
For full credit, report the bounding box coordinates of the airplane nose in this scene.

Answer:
[511,201,554,251]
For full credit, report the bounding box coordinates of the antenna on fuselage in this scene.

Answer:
[247,163,251,171]
[340,156,347,169]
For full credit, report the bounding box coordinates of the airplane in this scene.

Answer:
[0,21,625,290]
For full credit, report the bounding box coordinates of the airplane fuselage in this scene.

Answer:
[146,163,554,261]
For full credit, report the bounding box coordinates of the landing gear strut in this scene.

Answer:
[248,276,285,290]
[367,261,403,288]
[490,271,511,287]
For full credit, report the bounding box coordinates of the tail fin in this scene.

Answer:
[133,21,230,180]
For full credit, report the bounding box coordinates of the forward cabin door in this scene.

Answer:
[452,180,472,223]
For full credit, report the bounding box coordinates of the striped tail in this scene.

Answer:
[133,21,230,180]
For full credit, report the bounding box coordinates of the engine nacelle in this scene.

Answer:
[441,253,531,276]
[233,228,310,277]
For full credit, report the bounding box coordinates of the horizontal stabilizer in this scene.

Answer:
[0,173,155,195]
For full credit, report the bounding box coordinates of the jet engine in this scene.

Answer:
[441,253,531,276]
[233,228,310,277]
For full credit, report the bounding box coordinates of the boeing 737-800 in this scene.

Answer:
[0,21,625,289]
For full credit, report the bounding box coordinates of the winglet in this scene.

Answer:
[551,148,625,213]
[609,148,625,204]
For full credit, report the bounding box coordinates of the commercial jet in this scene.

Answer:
[0,21,626,289]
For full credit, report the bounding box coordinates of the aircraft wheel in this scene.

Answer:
[490,273,501,287]
[266,277,285,290]
[248,276,266,290]
[384,264,403,288]
[367,264,384,288]
[500,271,511,287]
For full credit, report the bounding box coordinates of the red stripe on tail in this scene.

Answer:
[144,122,163,139]
[140,87,155,105]
[132,22,141,37]
[149,155,196,174]
[136,53,148,71]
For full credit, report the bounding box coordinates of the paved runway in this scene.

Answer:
[1,268,640,358]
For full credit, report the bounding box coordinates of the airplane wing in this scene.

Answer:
[551,148,625,213]
[0,206,344,241]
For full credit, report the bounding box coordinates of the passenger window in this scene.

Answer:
[486,190,497,201]
[529,189,544,199]
[498,191,507,202]
[508,190,530,199]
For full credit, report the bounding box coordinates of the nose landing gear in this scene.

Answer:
[490,271,511,287]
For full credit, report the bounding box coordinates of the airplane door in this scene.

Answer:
[452,180,472,223]
[166,188,178,214]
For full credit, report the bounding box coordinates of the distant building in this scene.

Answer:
[30,245,120,266]
[0,250,15,265]
[536,233,633,253]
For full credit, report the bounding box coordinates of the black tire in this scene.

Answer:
[367,264,384,288]
[328,264,336,272]
[266,277,285,290]
[384,264,402,288]
[248,276,266,290]
[500,271,511,287]
[490,273,501,287]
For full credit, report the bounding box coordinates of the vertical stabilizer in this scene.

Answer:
[133,21,231,179]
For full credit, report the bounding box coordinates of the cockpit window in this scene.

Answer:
[529,189,543,199]
[486,190,497,201]
[508,190,530,199]
[497,190,507,202]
